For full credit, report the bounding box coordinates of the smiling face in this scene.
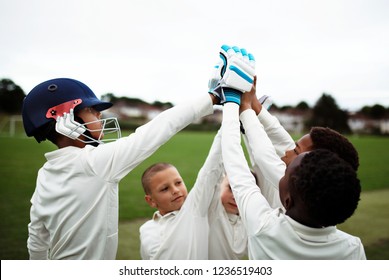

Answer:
[281,134,314,166]
[144,166,188,216]
[220,176,239,215]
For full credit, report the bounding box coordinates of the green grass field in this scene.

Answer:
[0,131,388,259]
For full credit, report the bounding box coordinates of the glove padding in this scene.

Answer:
[55,108,86,139]
[209,45,255,105]
[259,95,273,110]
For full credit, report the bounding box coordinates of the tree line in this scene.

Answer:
[1,78,388,135]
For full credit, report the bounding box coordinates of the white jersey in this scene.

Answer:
[140,128,224,260]
[222,103,366,260]
[27,96,214,260]
[241,108,295,208]
[208,188,248,259]
[206,130,247,260]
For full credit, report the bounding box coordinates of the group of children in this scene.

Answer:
[22,45,365,260]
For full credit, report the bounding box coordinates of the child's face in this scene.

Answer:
[281,134,313,167]
[145,167,188,216]
[76,107,103,140]
[220,176,239,215]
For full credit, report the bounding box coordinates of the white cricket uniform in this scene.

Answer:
[222,103,366,260]
[208,190,248,259]
[140,129,224,260]
[27,96,214,260]
[241,108,295,208]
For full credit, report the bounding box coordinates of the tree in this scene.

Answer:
[306,93,351,134]
[370,104,386,119]
[0,79,26,114]
[295,101,310,111]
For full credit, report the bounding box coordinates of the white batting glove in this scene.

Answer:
[209,45,255,105]
[221,45,255,91]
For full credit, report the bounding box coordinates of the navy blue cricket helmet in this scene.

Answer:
[22,78,112,139]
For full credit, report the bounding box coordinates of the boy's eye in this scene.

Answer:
[294,149,299,155]
[175,181,182,186]
[161,187,168,192]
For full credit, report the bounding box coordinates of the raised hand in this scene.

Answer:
[209,45,255,105]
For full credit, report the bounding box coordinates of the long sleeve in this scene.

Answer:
[221,103,273,236]
[87,95,214,182]
[190,129,224,217]
[240,109,288,208]
[257,108,295,157]
[27,201,50,260]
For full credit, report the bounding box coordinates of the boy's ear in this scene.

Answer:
[282,186,293,211]
[283,195,293,210]
[145,194,157,208]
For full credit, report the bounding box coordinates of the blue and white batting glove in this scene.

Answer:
[259,95,273,110]
[209,45,255,105]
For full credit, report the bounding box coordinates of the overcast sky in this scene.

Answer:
[1,0,388,111]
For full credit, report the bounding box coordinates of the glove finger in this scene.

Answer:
[232,46,243,58]
[248,53,255,67]
[241,48,249,63]
[221,44,232,53]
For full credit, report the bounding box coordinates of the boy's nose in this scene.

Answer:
[172,186,179,194]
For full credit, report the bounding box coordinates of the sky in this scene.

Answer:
[1,0,388,111]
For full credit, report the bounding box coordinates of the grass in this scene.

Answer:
[0,131,388,259]
[117,189,389,260]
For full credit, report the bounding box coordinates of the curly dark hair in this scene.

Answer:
[309,127,359,171]
[291,149,361,227]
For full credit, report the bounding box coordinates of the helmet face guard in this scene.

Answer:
[52,105,121,145]
[77,117,121,145]
[22,78,121,145]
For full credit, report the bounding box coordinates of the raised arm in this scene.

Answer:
[239,79,292,208]
[190,129,224,217]
[89,94,216,182]
[222,102,272,235]
[214,45,272,234]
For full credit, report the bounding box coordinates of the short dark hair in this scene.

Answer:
[141,162,175,194]
[291,149,361,227]
[309,127,359,171]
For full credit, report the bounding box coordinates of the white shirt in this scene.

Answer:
[222,103,366,260]
[139,127,224,260]
[27,96,214,260]
[208,192,248,259]
[241,108,295,208]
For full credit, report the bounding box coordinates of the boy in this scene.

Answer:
[240,78,359,209]
[219,48,365,259]
[208,172,256,260]
[139,129,224,259]
[22,77,218,259]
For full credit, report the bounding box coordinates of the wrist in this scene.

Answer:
[252,98,262,115]
[209,93,219,105]
[223,88,241,105]
[239,103,252,114]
